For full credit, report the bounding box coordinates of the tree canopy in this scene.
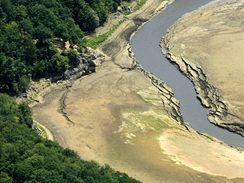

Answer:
[0,0,126,94]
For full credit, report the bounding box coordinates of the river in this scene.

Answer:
[131,0,244,148]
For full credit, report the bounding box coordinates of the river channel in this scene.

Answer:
[131,0,244,148]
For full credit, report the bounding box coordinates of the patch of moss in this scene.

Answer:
[33,121,48,139]
[137,86,162,106]
[118,109,174,143]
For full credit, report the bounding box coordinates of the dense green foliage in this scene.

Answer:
[0,0,126,94]
[0,93,141,183]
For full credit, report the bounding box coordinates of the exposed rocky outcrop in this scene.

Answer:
[19,47,105,106]
[64,47,105,80]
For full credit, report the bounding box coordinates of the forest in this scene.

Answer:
[0,0,128,94]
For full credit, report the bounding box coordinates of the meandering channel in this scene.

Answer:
[131,0,244,148]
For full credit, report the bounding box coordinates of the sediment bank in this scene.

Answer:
[164,0,244,138]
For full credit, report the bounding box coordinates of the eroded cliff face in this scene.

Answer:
[164,0,244,136]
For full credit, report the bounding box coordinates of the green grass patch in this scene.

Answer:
[135,0,147,10]
[85,19,126,49]
[33,121,48,139]
[84,0,147,49]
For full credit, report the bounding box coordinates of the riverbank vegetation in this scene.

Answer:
[0,93,140,183]
[85,19,126,49]
[0,0,132,95]
[134,0,147,10]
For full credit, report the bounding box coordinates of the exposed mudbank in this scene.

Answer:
[164,48,244,137]
[137,65,184,123]
[164,0,244,137]
[101,0,183,124]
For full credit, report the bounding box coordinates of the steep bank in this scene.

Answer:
[164,0,244,137]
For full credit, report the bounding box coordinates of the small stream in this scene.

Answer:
[131,0,244,148]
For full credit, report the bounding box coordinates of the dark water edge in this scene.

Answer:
[131,0,244,148]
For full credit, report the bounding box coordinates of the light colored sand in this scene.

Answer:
[159,128,244,178]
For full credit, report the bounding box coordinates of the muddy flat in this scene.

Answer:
[32,61,244,182]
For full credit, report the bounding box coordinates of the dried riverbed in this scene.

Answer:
[32,0,244,182]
